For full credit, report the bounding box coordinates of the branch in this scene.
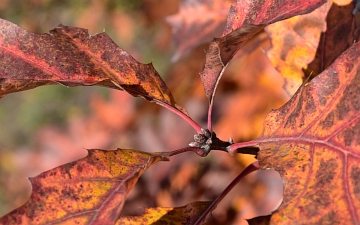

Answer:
[165,146,210,157]
[155,100,203,134]
[226,140,260,156]
[194,161,260,225]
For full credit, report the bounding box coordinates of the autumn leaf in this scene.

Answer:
[0,18,187,115]
[267,0,360,97]
[166,0,235,61]
[306,0,360,76]
[223,0,327,36]
[200,24,266,107]
[255,41,360,223]
[116,201,211,225]
[265,3,328,96]
[0,149,169,224]
[199,0,326,129]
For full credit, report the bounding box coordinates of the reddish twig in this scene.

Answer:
[194,161,260,225]
[226,140,260,156]
[166,146,210,157]
[155,100,203,134]
[207,104,213,132]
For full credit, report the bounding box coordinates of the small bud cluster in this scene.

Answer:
[189,128,212,151]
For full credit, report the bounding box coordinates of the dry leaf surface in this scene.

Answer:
[0,19,186,114]
[0,149,168,224]
[257,41,360,224]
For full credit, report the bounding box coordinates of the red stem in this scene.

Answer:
[155,101,203,134]
[207,103,213,132]
[165,146,209,157]
[194,161,260,225]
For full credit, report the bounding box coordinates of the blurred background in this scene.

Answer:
[0,0,288,224]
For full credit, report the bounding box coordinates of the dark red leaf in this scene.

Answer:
[0,19,187,115]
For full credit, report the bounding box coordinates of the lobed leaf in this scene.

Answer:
[257,41,360,223]
[199,0,326,129]
[116,201,211,225]
[0,18,187,114]
[0,149,169,224]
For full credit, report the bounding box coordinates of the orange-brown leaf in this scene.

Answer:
[307,1,360,76]
[256,41,360,223]
[166,0,235,60]
[0,149,169,225]
[116,201,211,225]
[0,19,187,114]
[265,3,328,96]
[267,0,360,97]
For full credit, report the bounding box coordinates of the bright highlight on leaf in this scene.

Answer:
[0,149,168,225]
